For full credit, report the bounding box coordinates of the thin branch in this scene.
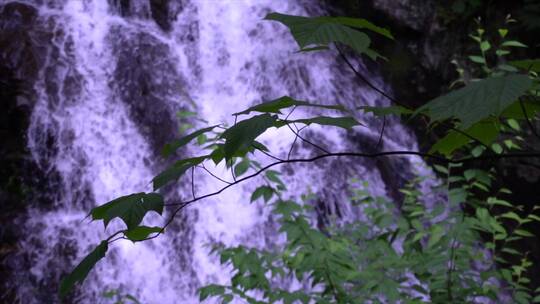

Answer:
[258,147,286,162]
[288,124,309,160]
[288,132,299,160]
[519,97,540,140]
[286,122,330,154]
[337,45,489,150]
[119,149,540,243]
[163,150,540,208]
[336,45,408,108]
[376,115,386,149]
[199,164,232,185]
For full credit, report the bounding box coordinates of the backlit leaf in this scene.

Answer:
[162,126,218,157]
[221,114,277,160]
[91,193,164,230]
[60,241,108,298]
[234,96,346,116]
[124,226,163,242]
[418,74,533,128]
[289,116,362,129]
[265,13,391,59]
[153,156,207,190]
[509,59,540,72]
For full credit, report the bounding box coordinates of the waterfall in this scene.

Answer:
[3,0,425,303]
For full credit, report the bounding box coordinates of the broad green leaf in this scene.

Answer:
[502,40,527,48]
[91,193,164,229]
[501,212,523,223]
[124,226,163,242]
[430,119,500,156]
[266,170,284,187]
[480,41,491,51]
[199,284,226,301]
[251,186,274,203]
[60,241,108,298]
[162,126,218,157]
[220,114,277,160]
[418,74,533,127]
[265,13,389,59]
[509,59,540,72]
[501,99,540,119]
[514,229,534,237]
[234,158,250,177]
[288,116,362,129]
[234,96,346,116]
[491,143,503,154]
[152,156,207,190]
[469,55,486,64]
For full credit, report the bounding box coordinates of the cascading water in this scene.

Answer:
[3,0,427,303]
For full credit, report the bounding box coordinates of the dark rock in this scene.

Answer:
[109,26,187,151]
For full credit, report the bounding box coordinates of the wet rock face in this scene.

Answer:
[373,0,437,32]
[110,27,186,151]
[108,0,185,32]
[0,2,41,89]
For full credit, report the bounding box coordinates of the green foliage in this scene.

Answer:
[200,171,540,303]
[124,226,163,242]
[102,288,141,304]
[265,13,392,60]
[152,156,207,190]
[418,74,532,128]
[60,241,108,298]
[59,10,540,303]
[162,125,218,157]
[221,114,277,161]
[90,193,164,230]
[234,96,347,116]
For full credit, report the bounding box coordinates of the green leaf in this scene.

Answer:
[251,186,274,203]
[162,126,218,157]
[427,225,444,249]
[491,143,503,154]
[514,229,535,237]
[221,114,277,161]
[430,120,500,156]
[234,158,250,177]
[480,41,491,52]
[152,156,207,190]
[198,284,225,301]
[234,96,346,116]
[124,226,163,242]
[288,116,362,129]
[469,55,486,64]
[418,74,533,128]
[59,241,108,298]
[91,193,164,230]
[502,40,527,48]
[265,13,390,59]
[501,99,540,119]
[509,59,540,72]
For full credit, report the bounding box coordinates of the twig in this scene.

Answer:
[199,164,232,185]
[115,149,540,243]
[286,122,330,154]
[376,115,386,149]
[336,45,408,108]
[337,45,489,150]
[519,97,540,140]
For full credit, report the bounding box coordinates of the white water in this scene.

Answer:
[15,0,425,303]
